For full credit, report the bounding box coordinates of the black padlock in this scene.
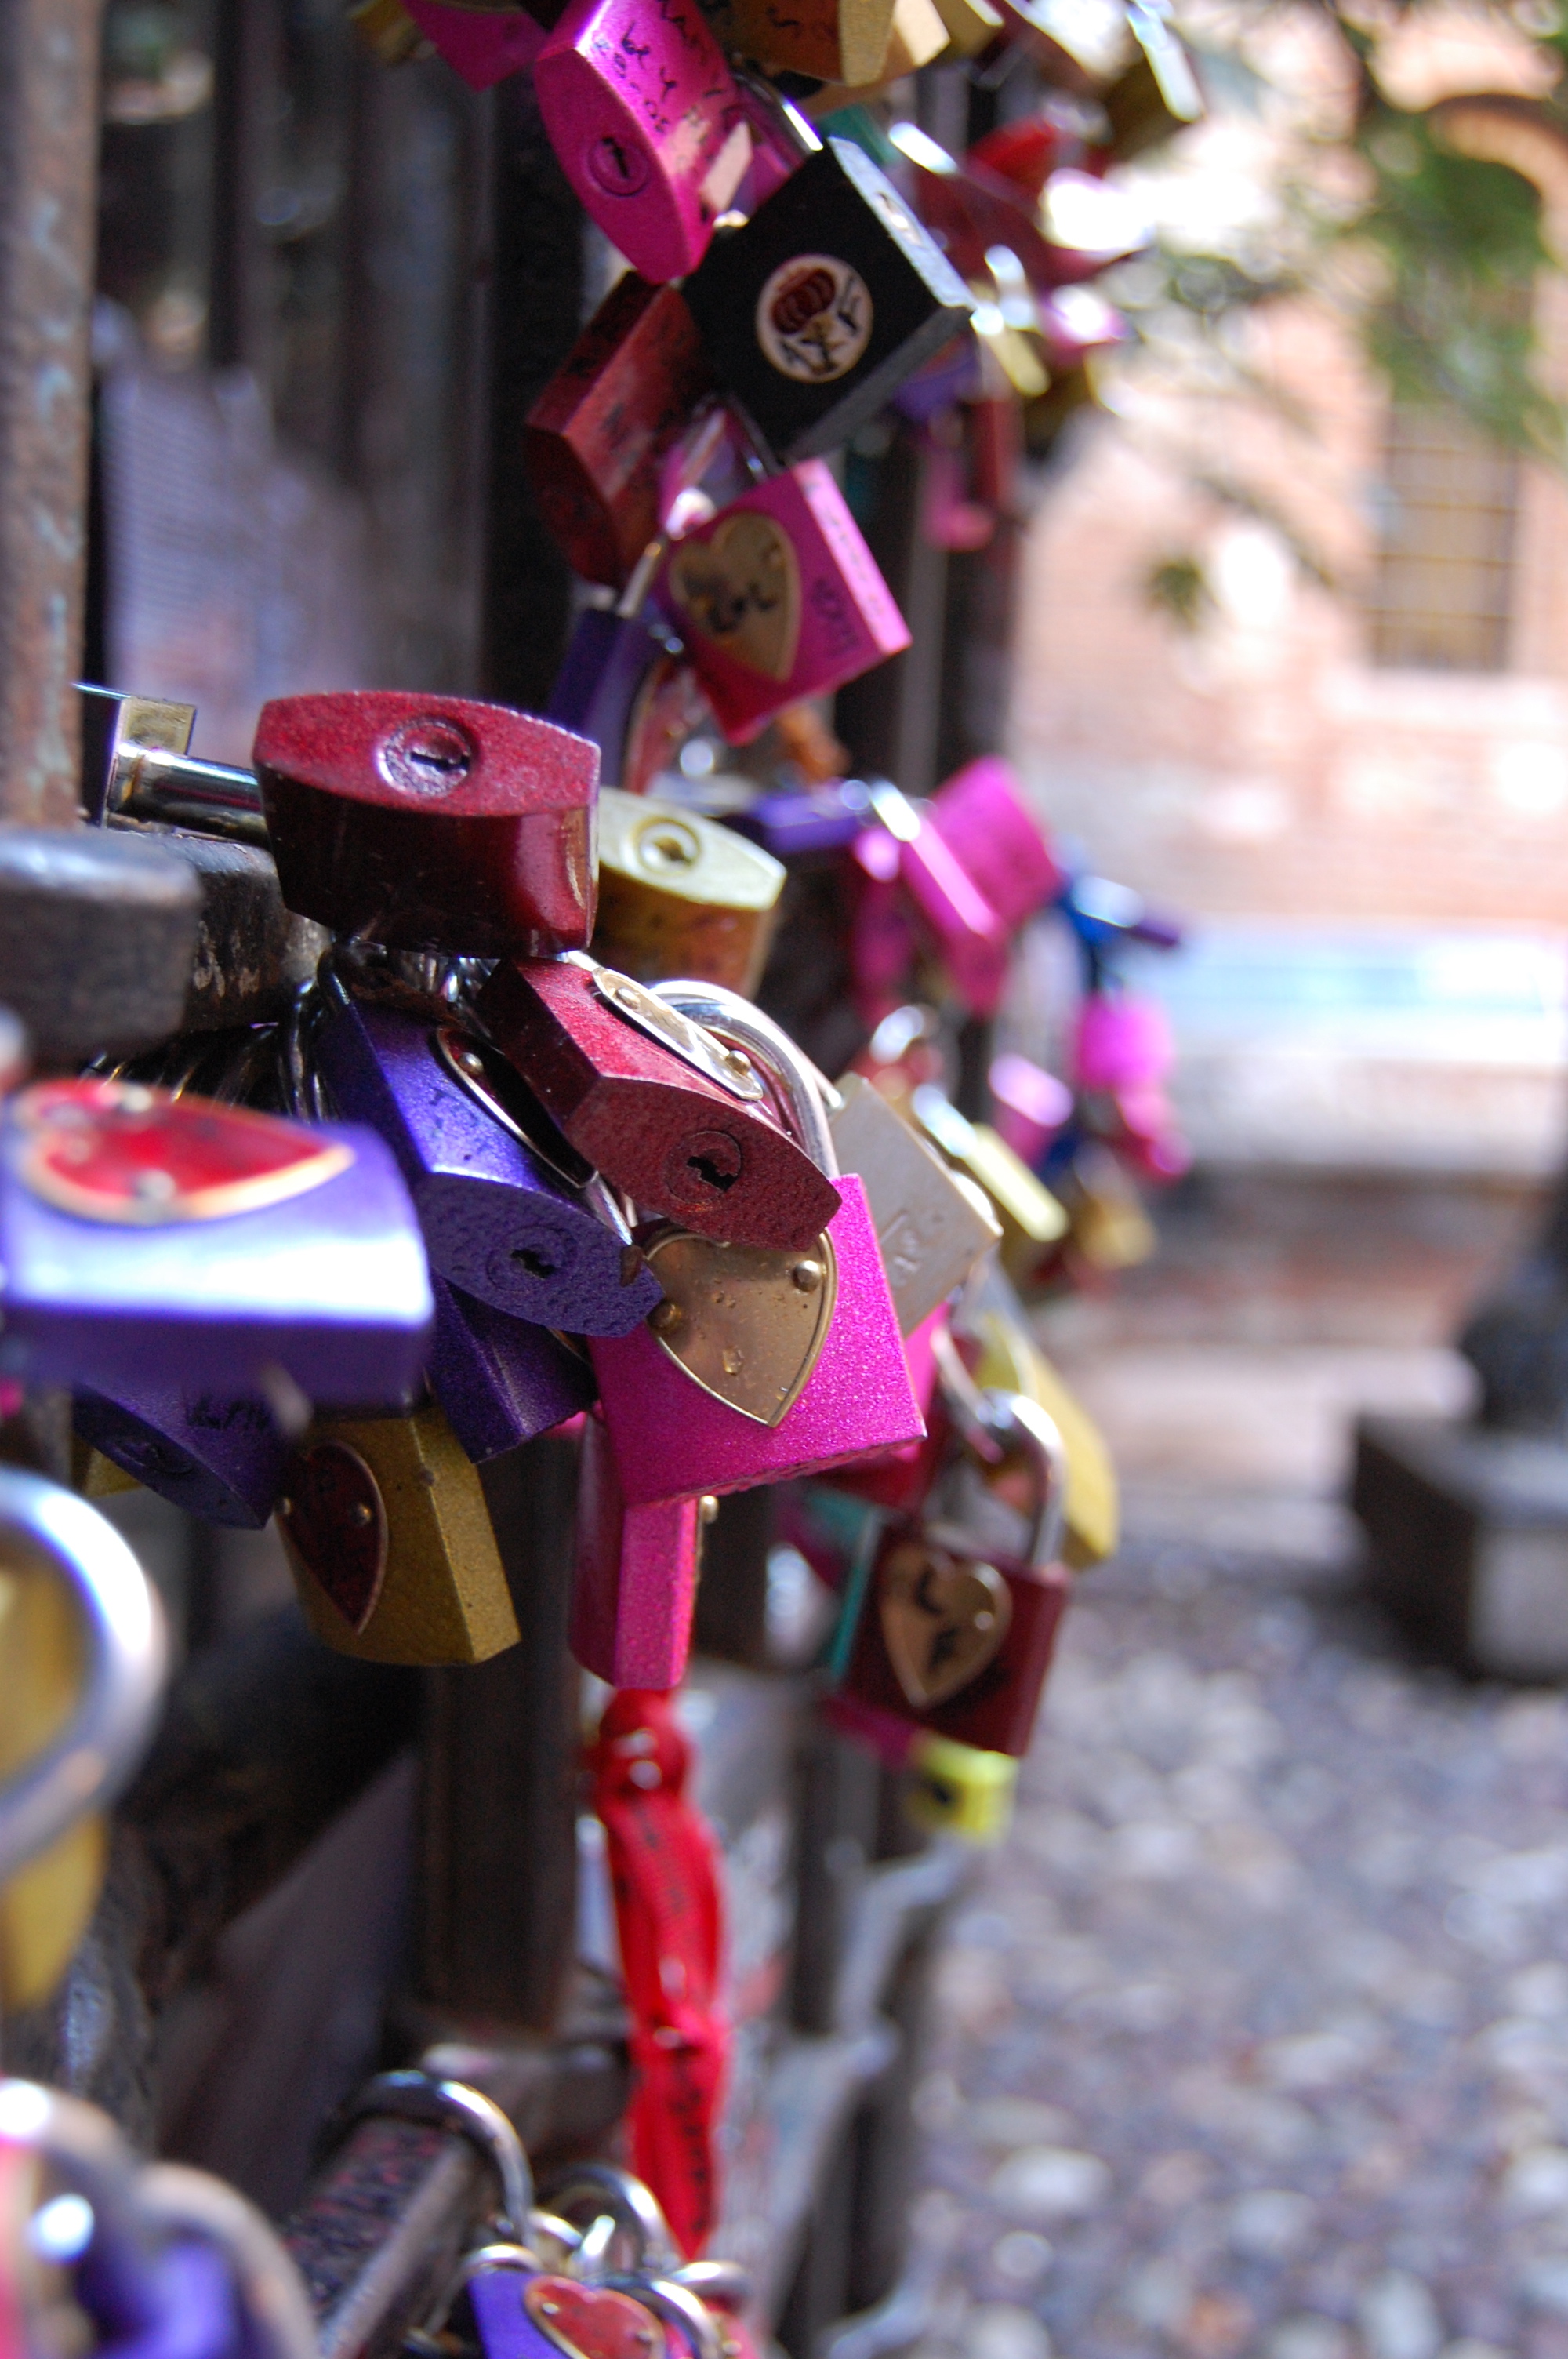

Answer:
[679,136,971,464]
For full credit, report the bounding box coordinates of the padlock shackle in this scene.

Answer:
[353,2072,533,2239]
[985,1390,1069,1573]
[0,1473,167,1892]
[539,2161,679,2274]
[652,982,839,1176]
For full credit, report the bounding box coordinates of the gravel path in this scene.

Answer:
[910,1531,1568,2359]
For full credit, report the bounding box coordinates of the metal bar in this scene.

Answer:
[0,0,105,824]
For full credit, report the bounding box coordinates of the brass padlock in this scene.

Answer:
[910,1085,1067,1285]
[0,1556,103,2009]
[592,790,786,997]
[800,0,949,105]
[961,1268,1118,1570]
[278,1401,521,1665]
[714,0,896,89]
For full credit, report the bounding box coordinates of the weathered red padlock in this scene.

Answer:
[254,692,599,956]
[525,274,715,591]
[474,953,842,1250]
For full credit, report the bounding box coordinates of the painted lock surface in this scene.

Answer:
[469,2262,667,2359]
[74,1381,288,1529]
[655,462,909,743]
[0,1080,433,1401]
[571,1408,704,1688]
[593,787,785,995]
[929,754,1065,933]
[255,690,599,955]
[712,0,895,86]
[680,137,970,464]
[279,1401,520,1664]
[401,0,552,87]
[476,955,841,1249]
[314,996,662,1335]
[526,274,713,589]
[534,0,750,283]
[427,1274,594,1465]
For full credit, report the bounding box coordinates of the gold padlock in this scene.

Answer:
[0,1554,104,2010]
[800,0,950,105]
[910,1085,1067,1289]
[1062,1145,1157,1274]
[348,0,430,64]
[927,0,1004,55]
[278,1401,521,1666]
[963,1279,1118,1570]
[591,789,786,998]
[904,1732,1018,1844]
[716,0,897,86]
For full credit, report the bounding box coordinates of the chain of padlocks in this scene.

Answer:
[0,0,1204,2348]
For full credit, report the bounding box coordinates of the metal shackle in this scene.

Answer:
[982,1389,1069,1573]
[652,980,839,1178]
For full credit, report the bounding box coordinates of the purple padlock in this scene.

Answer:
[427,1274,594,1463]
[73,1383,290,1528]
[0,1078,433,1401]
[312,993,664,1338]
[727,781,872,863]
[546,605,670,789]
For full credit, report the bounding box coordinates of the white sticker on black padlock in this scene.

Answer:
[755,256,873,383]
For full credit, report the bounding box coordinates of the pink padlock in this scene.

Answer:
[1073,990,1174,1093]
[589,987,924,1507]
[401,0,546,88]
[571,1409,705,1688]
[989,1051,1073,1165]
[930,756,1065,935]
[655,462,910,745]
[533,0,751,285]
[855,780,1008,1018]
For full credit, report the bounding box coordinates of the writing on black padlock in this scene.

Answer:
[254,692,599,956]
[474,953,841,1251]
[679,136,971,465]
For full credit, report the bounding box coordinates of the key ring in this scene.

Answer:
[352,2073,532,2240]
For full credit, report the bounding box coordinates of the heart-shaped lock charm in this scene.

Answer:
[14,1079,353,1225]
[878,1536,1012,1707]
[523,2277,666,2359]
[643,1226,837,1427]
[279,1441,388,1634]
[666,512,801,682]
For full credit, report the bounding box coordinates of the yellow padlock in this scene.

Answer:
[800,0,951,106]
[0,1554,104,2010]
[278,1401,521,1666]
[592,788,786,998]
[967,1301,1118,1570]
[904,1733,1018,1844]
[911,1085,1067,1288]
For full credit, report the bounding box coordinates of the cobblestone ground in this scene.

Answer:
[908,1516,1568,2359]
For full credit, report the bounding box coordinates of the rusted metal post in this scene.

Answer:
[0,0,103,824]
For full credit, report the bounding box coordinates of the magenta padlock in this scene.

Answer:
[989,1051,1072,1166]
[401,0,550,86]
[930,756,1065,936]
[655,462,909,745]
[1073,990,1174,1093]
[0,1078,432,1401]
[533,0,751,285]
[571,1407,705,1688]
[589,987,924,1507]
[855,780,1008,1017]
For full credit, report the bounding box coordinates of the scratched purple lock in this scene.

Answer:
[74,1382,290,1528]
[0,1078,433,1401]
[313,997,663,1338]
[428,1274,594,1463]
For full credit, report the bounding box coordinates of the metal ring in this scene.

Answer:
[607,2276,723,2359]
[670,2259,753,2310]
[539,2163,677,2274]
[137,2162,318,2359]
[985,1390,1069,1572]
[0,1473,168,1889]
[352,2072,532,2237]
[652,983,838,1176]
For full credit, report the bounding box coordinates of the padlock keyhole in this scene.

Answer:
[512,1244,559,1279]
[377,717,477,798]
[688,1152,738,1193]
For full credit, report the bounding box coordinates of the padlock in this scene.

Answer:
[960,1263,1117,1568]
[929,754,1064,936]
[72,1381,289,1528]
[853,780,1008,1016]
[726,779,870,863]
[427,1275,594,1466]
[886,119,1059,293]
[797,0,949,106]
[466,2250,669,2359]
[311,987,664,1336]
[988,1050,1073,1166]
[593,787,785,995]
[1058,1140,1158,1274]
[533,0,751,285]
[474,954,841,1250]
[278,1400,520,1664]
[910,1084,1067,1276]
[570,1408,709,1688]
[547,602,675,787]
[1073,987,1174,1092]
[254,692,599,957]
[0,1078,433,1402]
[679,136,971,466]
[904,1731,1018,1841]
[827,1070,998,1335]
[710,0,897,92]
[399,0,553,87]
[589,987,924,1506]
[0,828,201,1066]
[1102,0,1203,160]
[731,71,820,213]
[524,274,714,591]
[1063,871,1183,953]
[655,463,910,744]
[839,1387,1070,1755]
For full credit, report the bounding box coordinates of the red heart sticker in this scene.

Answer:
[522,2278,666,2359]
[14,1079,352,1226]
[279,1442,387,1634]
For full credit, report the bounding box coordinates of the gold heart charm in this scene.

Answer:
[878,1539,1013,1707]
[644,1226,836,1426]
[667,511,801,682]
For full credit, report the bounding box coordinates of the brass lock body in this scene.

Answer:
[592,789,786,998]
[279,1401,521,1665]
[0,1554,103,2009]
